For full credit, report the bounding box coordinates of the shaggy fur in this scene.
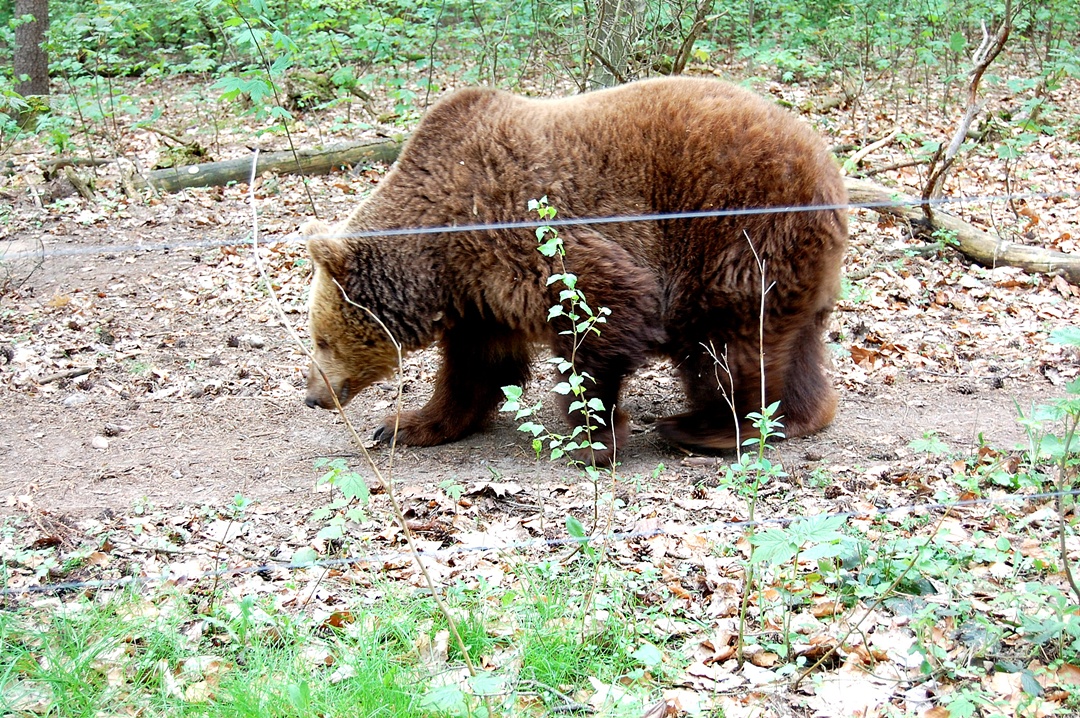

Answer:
[303,76,848,465]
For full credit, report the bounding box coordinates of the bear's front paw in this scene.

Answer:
[373,412,456,447]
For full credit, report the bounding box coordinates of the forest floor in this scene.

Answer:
[2,61,1079,716]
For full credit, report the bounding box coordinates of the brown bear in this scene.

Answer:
[302,76,847,465]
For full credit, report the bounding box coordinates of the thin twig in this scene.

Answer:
[921,0,1013,218]
[1056,414,1080,601]
[843,128,901,175]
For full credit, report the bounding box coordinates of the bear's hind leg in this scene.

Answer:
[770,318,837,440]
[374,325,531,447]
[656,341,767,451]
[657,321,835,452]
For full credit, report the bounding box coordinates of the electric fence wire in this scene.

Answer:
[1,187,1078,263]
[4,487,1078,597]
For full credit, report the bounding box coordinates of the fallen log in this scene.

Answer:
[846,178,1080,285]
[132,137,403,193]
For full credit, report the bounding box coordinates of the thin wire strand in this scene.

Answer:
[2,187,1077,262]
[4,487,1077,596]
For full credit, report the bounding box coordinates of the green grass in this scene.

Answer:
[0,560,667,718]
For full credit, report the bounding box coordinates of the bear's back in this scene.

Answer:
[394,77,843,220]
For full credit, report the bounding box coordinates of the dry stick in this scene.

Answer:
[792,505,957,691]
[842,128,900,175]
[735,230,774,666]
[854,159,925,178]
[38,366,92,384]
[670,0,716,76]
[242,153,478,675]
[921,0,1013,221]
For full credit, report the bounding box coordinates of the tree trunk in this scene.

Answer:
[587,0,646,88]
[14,0,49,97]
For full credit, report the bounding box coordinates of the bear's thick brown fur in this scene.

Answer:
[303,76,847,465]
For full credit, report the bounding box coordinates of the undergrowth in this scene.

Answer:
[0,560,672,717]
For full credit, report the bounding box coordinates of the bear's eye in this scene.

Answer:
[315,338,330,351]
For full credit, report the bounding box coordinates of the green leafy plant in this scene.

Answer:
[909,430,950,456]
[309,457,371,544]
[500,197,612,475]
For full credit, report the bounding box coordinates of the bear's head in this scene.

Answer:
[303,222,399,410]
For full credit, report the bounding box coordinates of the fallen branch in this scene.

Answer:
[853,158,925,178]
[39,366,92,384]
[846,178,1080,284]
[842,128,900,175]
[62,166,95,200]
[132,138,403,193]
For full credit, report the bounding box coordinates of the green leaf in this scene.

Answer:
[750,528,797,566]
[801,541,845,561]
[291,547,318,566]
[1049,326,1080,347]
[286,681,311,712]
[566,515,588,540]
[631,642,664,668]
[909,431,949,455]
[996,143,1023,160]
[517,421,546,437]
[333,472,370,503]
[420,685,469,716]
[316,523,344,540]
[469,672,508,696]
[269,54,293,76]
[949,31,966,54]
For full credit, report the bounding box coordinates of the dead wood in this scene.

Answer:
[847,177,1080,285]
[62,166,95,200]
[131,138,403,194]
[39,366,92,384]
[670,0,715,76]
[922,0,1013,217]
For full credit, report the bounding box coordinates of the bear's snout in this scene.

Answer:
[304,378,351,410]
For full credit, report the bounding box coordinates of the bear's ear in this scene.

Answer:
[302,219,351,274]
[299,219,332,239]
[307,234,348,275]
